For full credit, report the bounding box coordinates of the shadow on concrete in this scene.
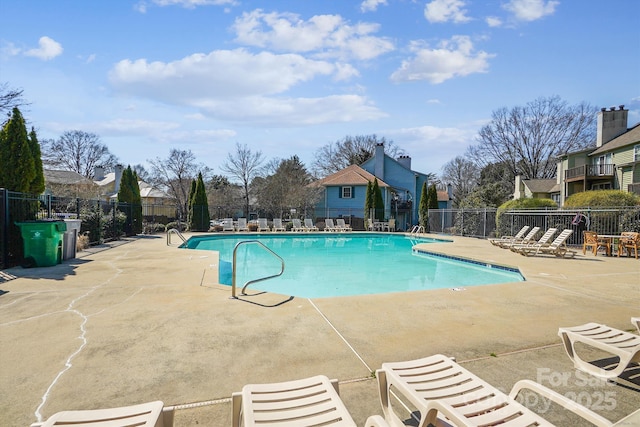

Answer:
[231,290,295,307]
[591,357,640,391]
[4,258,92,281]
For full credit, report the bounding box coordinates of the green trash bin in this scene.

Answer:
[15,221,67,267]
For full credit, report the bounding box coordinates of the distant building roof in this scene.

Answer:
[312,164,391,187]
[589,123,640,156]
[44,170,95,186]
[437,190,450,202]
[523,179,556,193]
[94,172,116,187]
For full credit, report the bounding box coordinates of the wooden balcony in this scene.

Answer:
[565,164,614,181]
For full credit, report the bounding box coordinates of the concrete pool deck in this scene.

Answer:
[1,232,638,426]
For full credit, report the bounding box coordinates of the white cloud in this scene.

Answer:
[108,49,385,126]
[1,41,21,57]
[387,125,477,173]
[231,10,394,60]
[486,16,502,27]
[503,0,558,22]
[194,95,387,126]
[424,0,471,24]
[24,36,63,60]
[110,49,337,99]
[390,36,495,84]
[360,0,388,13]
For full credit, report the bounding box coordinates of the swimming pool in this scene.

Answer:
[181,233,524,298]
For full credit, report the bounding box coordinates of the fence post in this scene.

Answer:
[483,208,487,238]
[1,189,8,268]
[46,194,52,218]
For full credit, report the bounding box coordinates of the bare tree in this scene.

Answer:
[41,130,119,178]
[311,134,405,178]
[148,149,211,220]
[255,156,320,218]
[221,143,265,217]
[440,156,480,207]
[470,96,597,180]
[0,82,29,116]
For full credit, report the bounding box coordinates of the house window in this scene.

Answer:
[635,144,640,161]
[341,186,352,198]
[591,183,612,190]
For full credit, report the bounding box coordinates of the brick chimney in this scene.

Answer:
[597,105,628,147]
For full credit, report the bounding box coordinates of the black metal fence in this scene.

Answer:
[428,207,640,246]
[3,187,639,268]
[0,189,181,269]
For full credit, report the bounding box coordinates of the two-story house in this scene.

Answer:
[515,105,640,206]
[558,106,640,204]
[312,143,431,230]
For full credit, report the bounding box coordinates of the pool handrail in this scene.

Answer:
[231,240,285,298]
[167,228,186,246]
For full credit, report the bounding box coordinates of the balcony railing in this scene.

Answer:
[629,183,640,195]
[565,164,614,180]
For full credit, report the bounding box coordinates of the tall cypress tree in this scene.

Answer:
[0,107,35,192]
[364,181,373,226]
[0,108,42,265]
[28,127,45,194]
[427,184,438,209]
[372,178,384,221]
[118,166,142,235]
[190,173,210,231]
[418,182,429,231]
[187,179,196,230]
[130,170,142,234]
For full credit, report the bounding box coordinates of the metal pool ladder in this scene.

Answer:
[231,240,285,298]
[167,228,186,246]
[410,225,425,236]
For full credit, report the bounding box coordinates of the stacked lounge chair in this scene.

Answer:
[488,225,529,247]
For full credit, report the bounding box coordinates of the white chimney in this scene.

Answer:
[94,166,105,181]
[596,105,628,147]
[114,164,124,192]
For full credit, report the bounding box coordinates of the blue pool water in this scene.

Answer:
[182,233,523,298]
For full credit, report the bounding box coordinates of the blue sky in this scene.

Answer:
[1,0,639,179]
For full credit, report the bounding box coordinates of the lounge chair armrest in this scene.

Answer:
[420,399,476,427]
[365,414,391,427]
[509,379,612,427]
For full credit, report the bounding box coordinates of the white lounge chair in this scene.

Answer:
[488,225,529,246]
[232,375,389,427]
[272,218,286,232]
[236,218,249,232]
[31,400,174,427]
[257,218,269,232]
[633,317,640,333]
[376,354,619,427]
[496,226,540,248]
[509,227,557,252]
[221,218,235,232]
[291,218,305,232]
[367,218,375,231]
[304,218,319,231]
[324,218,338,231]
[382,218,395,232]
[336,218,352,232]
[516,229,575,257]
[558,320,640,380]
